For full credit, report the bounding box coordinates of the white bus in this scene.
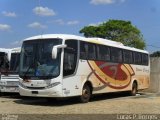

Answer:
[0,48,20,94]
[19,34,150,103]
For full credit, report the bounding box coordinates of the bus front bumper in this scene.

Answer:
[0,85,19,93]
[19,85,62,98]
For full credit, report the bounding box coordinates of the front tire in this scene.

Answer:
[79,84,91,103]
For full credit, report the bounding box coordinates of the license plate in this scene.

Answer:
[32,91,38,94]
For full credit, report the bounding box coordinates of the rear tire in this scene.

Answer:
[79,84,91,103]
[131,82,137,96]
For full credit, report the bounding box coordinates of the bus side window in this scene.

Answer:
[80,42,96,60]
[134,52,142,65]
[111,48,122,63]
[123,50,133,64]
[142,54,149,65]
[97,45,110,61]
[80,42,87,60]
[87,43,96,60]
[63,40,78,76]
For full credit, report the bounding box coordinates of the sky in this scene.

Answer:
[0,0,160,53]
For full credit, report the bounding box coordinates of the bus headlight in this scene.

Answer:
[46,82,60,89]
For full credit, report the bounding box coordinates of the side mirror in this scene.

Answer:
[52,44,67,59]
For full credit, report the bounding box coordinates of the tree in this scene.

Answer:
[150,51,160,57]
[80,19,146,50]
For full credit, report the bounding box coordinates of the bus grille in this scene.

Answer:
[6,81,19,86]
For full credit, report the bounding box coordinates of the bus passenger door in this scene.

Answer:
[62,40,80,97]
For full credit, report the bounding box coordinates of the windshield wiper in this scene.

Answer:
[22,63,34,79]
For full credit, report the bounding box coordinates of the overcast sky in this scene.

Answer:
[0,0,160,53]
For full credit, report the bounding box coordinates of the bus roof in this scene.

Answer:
[0,48,12,53]
[24,34,85,41]
[24,34,148,54]
[11,47,21,53]
[85,37,148,54]
[0,47,21,53]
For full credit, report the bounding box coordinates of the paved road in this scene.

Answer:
[0,92,160,120]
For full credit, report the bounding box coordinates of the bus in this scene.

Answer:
[0,48,20,94]
[19,34,150,103]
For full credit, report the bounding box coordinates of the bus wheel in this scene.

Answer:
[131,82,137,96]
[79,84,91,103]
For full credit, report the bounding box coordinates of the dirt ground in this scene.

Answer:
[0,92,160,120]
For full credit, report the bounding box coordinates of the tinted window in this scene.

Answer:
[0,52,9,72]
[123,50,133,64]
[142,54,149,65]
[111,48,122,63]
[134,52,142,65]
[88,43,96,60]
[97,45,110,61]
[63,40,78,76]
[10,53,20,73]
[80,42,96,60]
[80,42,87,59]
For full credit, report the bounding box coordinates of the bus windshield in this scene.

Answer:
[19,39,62,79]
[0,52,5,68]
[0,52,9,73]
[10,53,20,74]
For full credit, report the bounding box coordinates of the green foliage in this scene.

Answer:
[80,19,146,50]
[150,51,160,57]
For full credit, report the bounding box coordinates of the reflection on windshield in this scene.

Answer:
[19,39,62,79]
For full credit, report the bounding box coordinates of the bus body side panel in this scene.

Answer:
[87,61,132,94]
[62,60,137,97]
[131,65,150,90]
[62,59,118,97]
[62,59,150,97]
[88,61,150,93]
